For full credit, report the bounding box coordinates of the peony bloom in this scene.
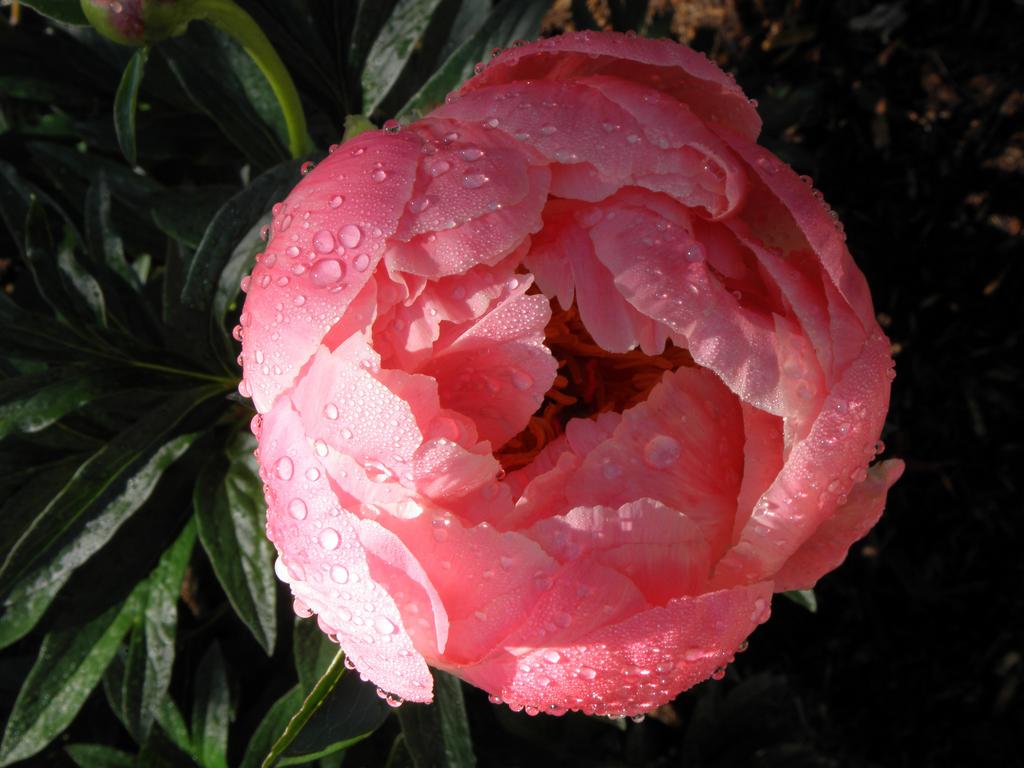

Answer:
[238,32,902,717]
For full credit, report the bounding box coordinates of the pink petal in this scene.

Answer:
[454,577,773,716]
[241,131,421,413]
[260,401,434,701]
[457,31,761,142]
[711,331,897,588]
[529,498,713,604]
[420,279,558,448]
[775,459,904,591]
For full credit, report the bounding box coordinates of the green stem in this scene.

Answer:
[189,0,313,158]
[129,360,237,388]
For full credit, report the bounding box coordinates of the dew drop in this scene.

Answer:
[459,146,484,161]
[329,194,344,208]
[313,230,335,253]
[300,161,315,175]
[288,498,307,520]
[319,528,340,550]
[324,403,339,420]
[330,565,349,584]
[463,172,488,189]
[275,456,294,480]
[510,369,533,391]
[293,598,313,618]
[374,616,397,635]
[382,119,401,134]
[310,259,344,287]
[339,224,362,249]
[539,125,557,135]
[409,196,432,213]
[371,168,387,182]
[642,435,681,469]
[306,467,321,481]
[428,159,451,176]
[579,666,597,680]
[352,253,370,272]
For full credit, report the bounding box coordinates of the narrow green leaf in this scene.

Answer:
[398,0,550,118]
[0,432,198,650]
[0,593,140,766]
[362,0,446,116]
[0,387,214,600]
[65,744,137,768]
[385,734,415,768]
[192,642,232,768]
[150,186,238,250]
[125,520,198,742]
[782,589,818,613]
[182,160,300,316]
[0,366,124,440]
[278,661,393,765]
[19,0,88,24]
[349,0,402,75]
[239,686,304,768]
[293,618,341,695]
[115,48,150,166]
[155,697,193,756]
[85,172,143,292]
[195,432,277,654]
[261,650,346,768]
[397,671,475,768]
[439,0,491,61]
[209,215,268,369]
[159,25,288,168]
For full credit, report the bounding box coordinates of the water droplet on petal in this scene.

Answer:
[313,230,335,253]
[324,403,339,419]
[371,168,387,182]
[644,435,681,469]
[429,159,451,177]
[300,161,315,175]
[329,194,344,208]
[288,498,307,519]
[352,253,370,272]
[463,173,488,189]
[459,146,484,161]
[339,224,362,249]
[319,528,340,550]
[330,565,349,583]
[275,456,294,480]
[310,259,344,287]
[374,616,397,635]
[382,119,401,134]
[511,369,533,390]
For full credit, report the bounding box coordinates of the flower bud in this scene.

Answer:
[80,0,190,47]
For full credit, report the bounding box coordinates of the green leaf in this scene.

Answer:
[19,0,88,25]
[182,160,299,316]
[159,24,289,168]
[65,743,137,768]
[0,432,198,650]
[261,650,382,767]
[398,0,550,118]
[115,48,150,166]
[293,618,341,695]
[361,0,447,116]
[0,365,126,440]
[279,661,394,766]
[782,589,818,613]
[239,686,304,768]
[0,387,214,609]
[343,113,377,141]
[155,697,193,756]
[128,520,198,742]
[0,592,140,766]
[22,196,106,327]
[439,0,491,61]
[85,172,144,293]
[191,642,232,768]
[348,0,402,75]
[195,432,277,654]
[150,185,237,250]
[396,671,475,768]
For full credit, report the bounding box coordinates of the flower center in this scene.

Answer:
[495,300,694,471]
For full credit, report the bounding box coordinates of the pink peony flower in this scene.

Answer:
[238,31,903,717]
